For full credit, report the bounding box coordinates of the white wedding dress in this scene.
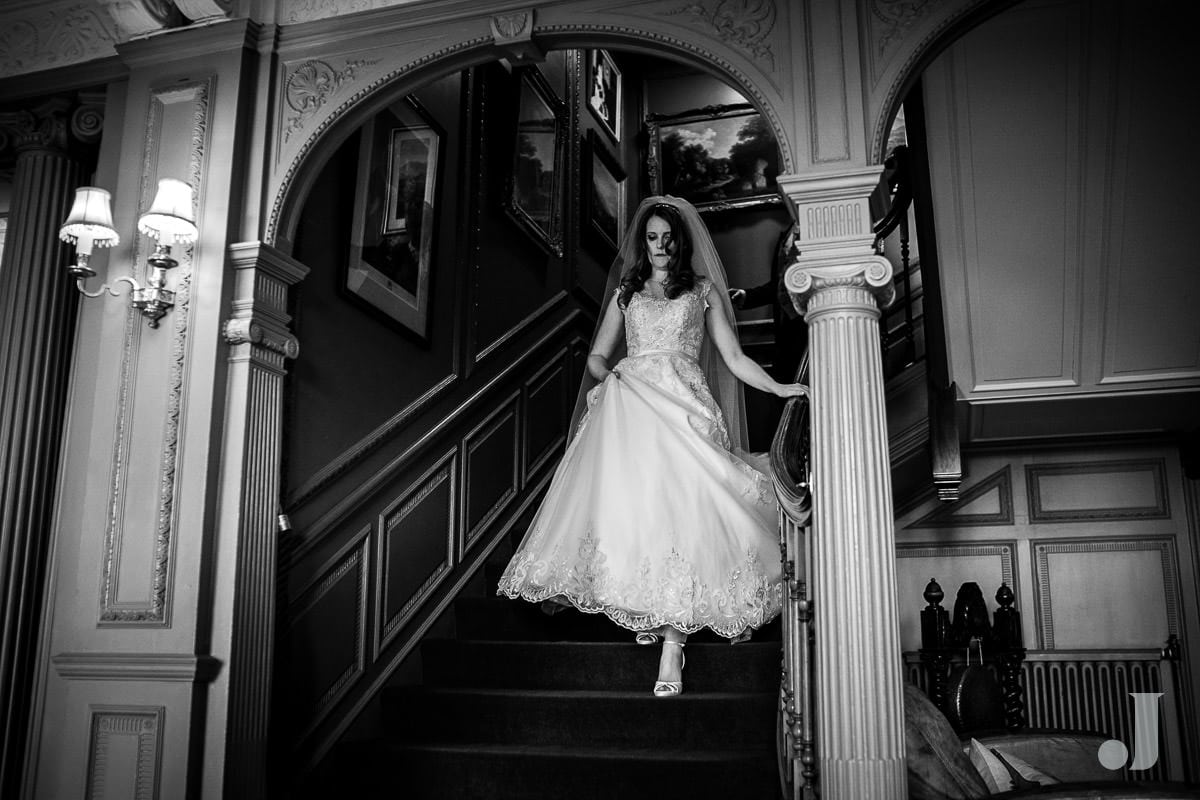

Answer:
[497,278,783,638]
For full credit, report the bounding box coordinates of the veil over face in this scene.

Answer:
[570,195,749,452]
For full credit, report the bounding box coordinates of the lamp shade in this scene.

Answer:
[58,187,119,252]
[137,178,198,243]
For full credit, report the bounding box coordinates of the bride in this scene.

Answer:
[497,195,806,696]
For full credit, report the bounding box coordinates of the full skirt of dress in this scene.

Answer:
[496,352,783,638]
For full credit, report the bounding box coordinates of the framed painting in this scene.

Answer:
[645,103,783,212]
[348,95,441,340]
[505,67,565,257]
[586,49,621,142]
[583,129,626,256]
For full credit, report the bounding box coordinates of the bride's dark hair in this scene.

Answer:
[617,202,696,308]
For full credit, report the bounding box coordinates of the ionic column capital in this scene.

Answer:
[784,255,895,317]
[0,93,106,158]
[223,242,309,369]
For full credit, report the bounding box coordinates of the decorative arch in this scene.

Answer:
[863,0,1021,163]
[266,5,798,248]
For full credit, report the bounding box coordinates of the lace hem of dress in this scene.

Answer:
[496,530,783,639]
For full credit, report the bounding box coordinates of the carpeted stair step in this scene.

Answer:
[422,639,779,692]
[383,685,777,750]
[329,741,779,800]
[456,595,784,643]
[454,596,635,641]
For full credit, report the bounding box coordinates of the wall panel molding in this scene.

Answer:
[1026,459,1169,522]
[85,706,164,800]
[897,541,1016,589]
[374,449,458,657]
[284,310,583,568]
[53,653,220,683]
[462,393,520,554]
[907,465,1013,528]
[100,78,212,626]
[895,540,1016,651]
[288,526,369,738]
[523,346,571,480]
[303,467,554,773]
[1033,536,1180,649]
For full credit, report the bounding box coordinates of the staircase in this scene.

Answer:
[317,558,784,799]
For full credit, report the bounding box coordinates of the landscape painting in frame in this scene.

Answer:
[646,103,782,212]
[347,95,441,340]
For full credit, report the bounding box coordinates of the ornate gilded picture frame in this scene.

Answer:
[645,103,783,213]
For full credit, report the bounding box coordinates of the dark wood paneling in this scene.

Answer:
[284,528,369,739]
[462,394,520,554]
[376,450,457,656]
[523,347,571,479]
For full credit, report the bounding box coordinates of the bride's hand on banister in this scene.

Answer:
[774,382,808,398]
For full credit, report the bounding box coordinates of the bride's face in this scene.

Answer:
[644,215,676,269]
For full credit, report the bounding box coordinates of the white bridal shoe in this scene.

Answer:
[652,641,686,697]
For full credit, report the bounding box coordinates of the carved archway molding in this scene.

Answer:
[862,0,1016,162]
[265,3,796,249]
[265,0,1023,249]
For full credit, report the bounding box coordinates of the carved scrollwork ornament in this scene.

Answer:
[70,102,105,143]
[872,0,939,53]
[224,318,300,360]
[284,58,377,141]
[665,0,777,65]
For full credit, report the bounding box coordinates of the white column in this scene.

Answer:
[781,167,907,799]
[0,98,84,798]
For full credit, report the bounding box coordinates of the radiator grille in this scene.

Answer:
[905,651,1177,782]
[1024,654,1167,782]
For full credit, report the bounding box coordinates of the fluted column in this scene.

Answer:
[782,167,907,799]
[206,242,306,799]
[0,98,85,797]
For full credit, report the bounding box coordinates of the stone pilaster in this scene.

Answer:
[207,241,306,799]
[0,98,86,798]
[781,167,908,799]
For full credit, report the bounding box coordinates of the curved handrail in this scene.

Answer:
[769,349,812,518]
[770,349,815,800]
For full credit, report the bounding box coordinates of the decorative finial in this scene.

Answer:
[923,578,944,606]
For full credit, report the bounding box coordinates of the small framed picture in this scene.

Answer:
[587,49,621,142]
[583,129,626,256]
[504,67,565,256]
[645,102,783,213]
[348,95,441,340]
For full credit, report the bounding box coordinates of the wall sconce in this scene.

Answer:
[59,177,199,329]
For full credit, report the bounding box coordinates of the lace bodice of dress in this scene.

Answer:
[624,278,710,360]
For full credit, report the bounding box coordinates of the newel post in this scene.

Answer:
[206,241,307,798]
[781,167,908,799]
